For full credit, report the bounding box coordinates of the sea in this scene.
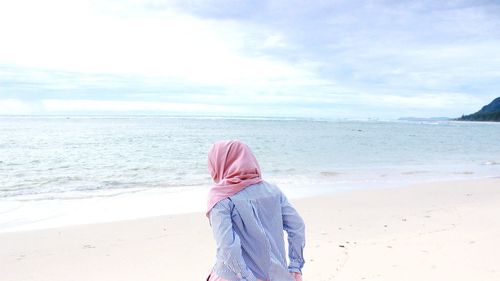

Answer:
[1,116,499,232]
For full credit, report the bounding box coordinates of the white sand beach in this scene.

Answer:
[1,178,499,281]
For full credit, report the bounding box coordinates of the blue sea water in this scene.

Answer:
[1,116,499,232]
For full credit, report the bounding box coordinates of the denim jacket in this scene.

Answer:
[209,181,305,281]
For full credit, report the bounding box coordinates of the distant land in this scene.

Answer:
[457,97,500,122]
[398,117,452,122]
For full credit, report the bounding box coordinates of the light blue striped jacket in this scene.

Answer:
[209,181,305,281]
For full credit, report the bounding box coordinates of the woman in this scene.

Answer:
[206,140,305,281]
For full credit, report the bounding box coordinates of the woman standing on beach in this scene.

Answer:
[206,140,306,281]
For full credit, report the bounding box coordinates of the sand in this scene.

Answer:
[1,178,499,281]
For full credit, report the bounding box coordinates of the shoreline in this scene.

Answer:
[1,174,499,234]
[1,174,498,234]
[1,177,500,281]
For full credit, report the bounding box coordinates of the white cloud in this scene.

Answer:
[0,0,316,88]
[261,34,288,49]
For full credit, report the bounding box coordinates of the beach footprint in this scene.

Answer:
[82,244,96,249]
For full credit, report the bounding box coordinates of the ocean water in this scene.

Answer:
[1,117,499,232]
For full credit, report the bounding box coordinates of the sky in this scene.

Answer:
[0,0,499,119]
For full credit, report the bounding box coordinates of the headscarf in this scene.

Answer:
[206,140,262,217]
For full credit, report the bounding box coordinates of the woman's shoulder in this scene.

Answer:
[260,180,284,194]
[212,197,235,211]
[236,180,284,199]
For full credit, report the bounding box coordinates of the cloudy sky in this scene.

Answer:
[0,0,499,118]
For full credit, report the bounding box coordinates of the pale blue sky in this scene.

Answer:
[0,0,499,118]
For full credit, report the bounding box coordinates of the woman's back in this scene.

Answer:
[210,181,305,281]
[206,140,305,281]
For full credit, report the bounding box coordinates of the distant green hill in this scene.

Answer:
[458,97,500,122]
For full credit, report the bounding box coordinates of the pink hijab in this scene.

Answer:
[206,140,262,217]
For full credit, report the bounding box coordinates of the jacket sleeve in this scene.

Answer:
[210,199,257,281]
[281,193,306,273]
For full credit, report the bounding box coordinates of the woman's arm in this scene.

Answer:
[210,199,258,281]
[281,193,306,275]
